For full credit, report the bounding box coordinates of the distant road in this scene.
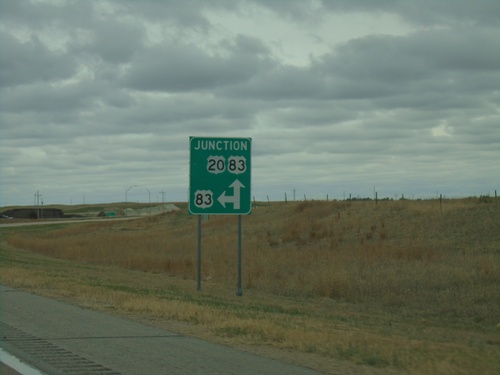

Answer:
[0,217,139,228]
[0,285,324,375]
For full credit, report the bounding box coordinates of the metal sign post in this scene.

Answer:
[197,214,202,291]
[237,215,243,296]
[189,137,252,295]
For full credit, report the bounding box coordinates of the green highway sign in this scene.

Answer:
[189,137,252,215]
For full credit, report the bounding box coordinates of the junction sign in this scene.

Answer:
[189,137,252,215]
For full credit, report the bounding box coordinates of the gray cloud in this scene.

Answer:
[80,19,145,64]
[318,0,500,26]
[122,40,274,92]
[0,32,76,87]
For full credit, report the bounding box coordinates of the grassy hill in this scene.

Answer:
[1,198,499,374]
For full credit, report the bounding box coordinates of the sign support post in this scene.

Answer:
[197,214,202,291]
[236,215,243,296]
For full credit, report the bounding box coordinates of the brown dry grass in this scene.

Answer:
[1,198,499,374]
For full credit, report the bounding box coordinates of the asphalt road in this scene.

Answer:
[0,217,139,228]
[0,285,324,375]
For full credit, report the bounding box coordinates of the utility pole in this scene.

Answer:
[159,190,166,203]
[125,185,137,203]
[34,190,43,218]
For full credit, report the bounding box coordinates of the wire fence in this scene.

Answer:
[253,189,498,204]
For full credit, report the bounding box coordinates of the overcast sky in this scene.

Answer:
[1,0,499,206]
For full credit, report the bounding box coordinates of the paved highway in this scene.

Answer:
[0,217,139,228]
[0,285,324,374]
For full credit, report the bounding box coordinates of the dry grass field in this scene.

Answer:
[1,198,499,374]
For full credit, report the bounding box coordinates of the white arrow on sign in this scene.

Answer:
[218,180,245,209]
